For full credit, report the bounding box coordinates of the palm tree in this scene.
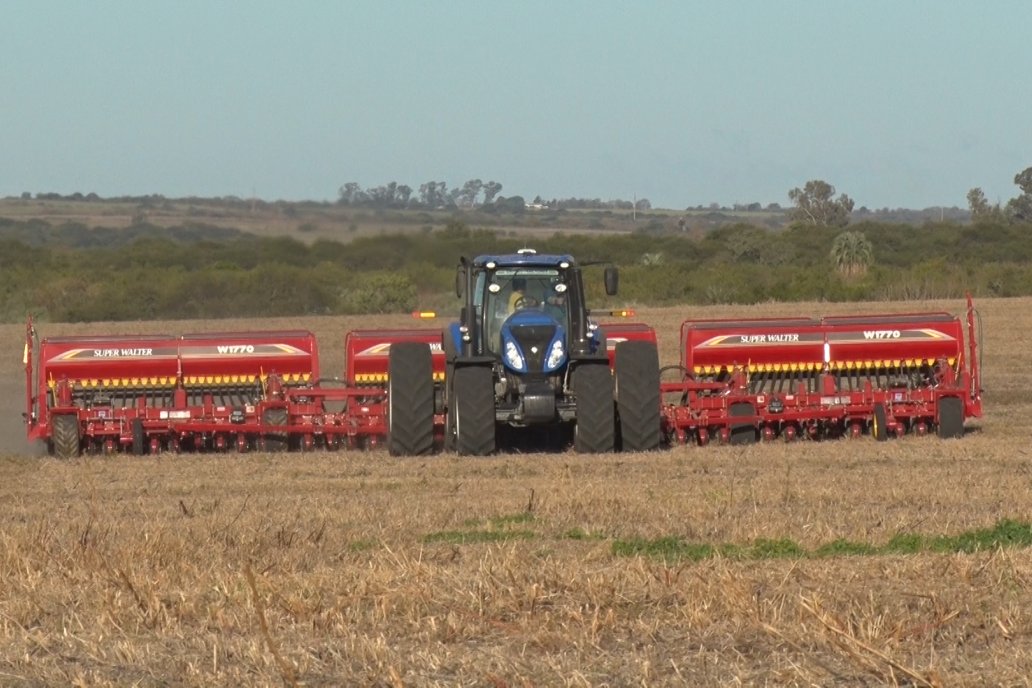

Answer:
[831,231,873,277]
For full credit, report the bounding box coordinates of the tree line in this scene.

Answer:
[335,179,652,213]
[2,213,1031,323]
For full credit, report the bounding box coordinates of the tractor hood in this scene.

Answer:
[499,309,567,374]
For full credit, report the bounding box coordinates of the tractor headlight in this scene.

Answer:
[504,340,526,371]
[544,339,566,371]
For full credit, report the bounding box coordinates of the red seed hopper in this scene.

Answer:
[23,320,455,457]
[661,297,983,444]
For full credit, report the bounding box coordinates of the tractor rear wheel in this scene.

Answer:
[452,365,496,456]
[729,402,757,445]
[387,342,435,456]
[574,363,615,453]
[937,397,964,439]
[614,341,662,451]
[872,403,889,442]
[51,414,80,459]
[263,407,289,452]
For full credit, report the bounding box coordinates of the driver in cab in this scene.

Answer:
[508,276,566,316]
[508,277,536,313]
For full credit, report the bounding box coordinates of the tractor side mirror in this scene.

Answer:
[604,266,619,296]
[455,266,466,299]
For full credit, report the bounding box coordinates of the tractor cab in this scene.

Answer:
[479,267,570,364]
[453,250,614,366]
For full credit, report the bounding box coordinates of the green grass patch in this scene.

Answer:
[346,539,378,553]
[748,538,806,559]
[612,519,1032,563]
[612,537,715,562]
[424,511,538,545]
[423,529,536,545]
[814,539,878,557]
[490,512,535,527]
[562,527,606,541]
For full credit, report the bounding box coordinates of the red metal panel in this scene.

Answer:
[39,334,180,383]
[179,331,318,381]
[344,329,444,384]
[820,313,963,365]
[599,322,657,367]
[680,318,823,371]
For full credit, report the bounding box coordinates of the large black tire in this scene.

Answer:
[263,407,289,452]
[452,365,496,456]
[51,414,80,459]
[574,363,615,453]
[872,403,889,442]
[387,342,435,456]
[937,397,964,439]
[729,402,757,445]
[614,341,662,452]
[131,418,146,455]
[442,329,458,452]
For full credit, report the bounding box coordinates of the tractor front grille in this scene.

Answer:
[511,324,557,372]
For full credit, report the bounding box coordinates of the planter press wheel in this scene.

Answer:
[937,397,964,439]
[729,402,757,445]
[131,418,146,455]
[263,407,289,452]
[51,414,81,459]
[872,403,889,442]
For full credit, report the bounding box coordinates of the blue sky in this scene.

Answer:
[2,1,1029,209]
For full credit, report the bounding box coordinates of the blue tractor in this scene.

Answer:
[385,249,662,455]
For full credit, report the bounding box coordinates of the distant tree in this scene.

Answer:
[1015,166,1032,195]
[483,181,503,204]
[830,230,873,277]
[366,184,393,208]
[396,184,412,206]
[459,179,483,207]
[634,198,652,211]
[338,182,367,205]
[788,180,854,227]
[967,187,993,218]
[493,195,526,214]
[1006,166,1032,222]
[418,181,449,208]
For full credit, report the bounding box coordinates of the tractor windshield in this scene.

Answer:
[482,268,568,354]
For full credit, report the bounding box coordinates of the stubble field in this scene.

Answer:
[1,297,1030,686]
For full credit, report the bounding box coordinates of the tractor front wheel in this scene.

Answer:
[615,341,662,451]
[574,363,615,453]
[452,365,496,456]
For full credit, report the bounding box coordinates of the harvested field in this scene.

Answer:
[1,297,1030,686]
